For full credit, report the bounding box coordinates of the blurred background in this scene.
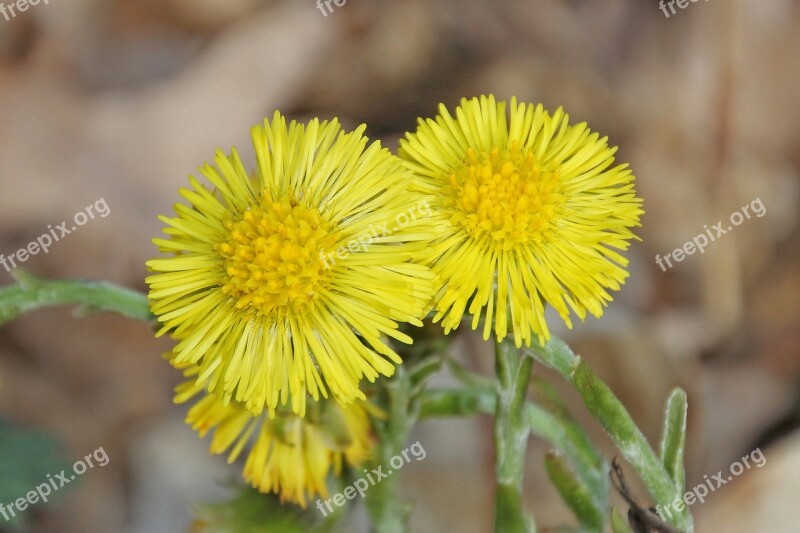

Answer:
[0,0,798,531]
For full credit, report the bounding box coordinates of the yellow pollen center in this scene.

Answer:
[446,142,564,248]
[214,195,338,315]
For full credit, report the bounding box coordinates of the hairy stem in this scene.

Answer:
[0,271,153,325]
[365,365,414,533]
[493,338,535,532]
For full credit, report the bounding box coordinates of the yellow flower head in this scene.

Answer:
[399,95,643,346]
[147,112,435,417]
[176,374,376,508]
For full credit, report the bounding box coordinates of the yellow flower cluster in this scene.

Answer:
[174,363,377,507]
[147,97,642,505]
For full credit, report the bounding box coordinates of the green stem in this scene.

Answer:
[365,365,414,533]
[493,338,535,533]
[525,338,693,533]
[420,387,608,530]
[0,270,153,325]
[418,388,495,418]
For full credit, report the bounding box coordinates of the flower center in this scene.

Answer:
[446,142,564,248]
[214,194,338,316]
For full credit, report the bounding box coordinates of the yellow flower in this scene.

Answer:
[147,112,435,417]
[399,95,643,346]
[175,372,377,508]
